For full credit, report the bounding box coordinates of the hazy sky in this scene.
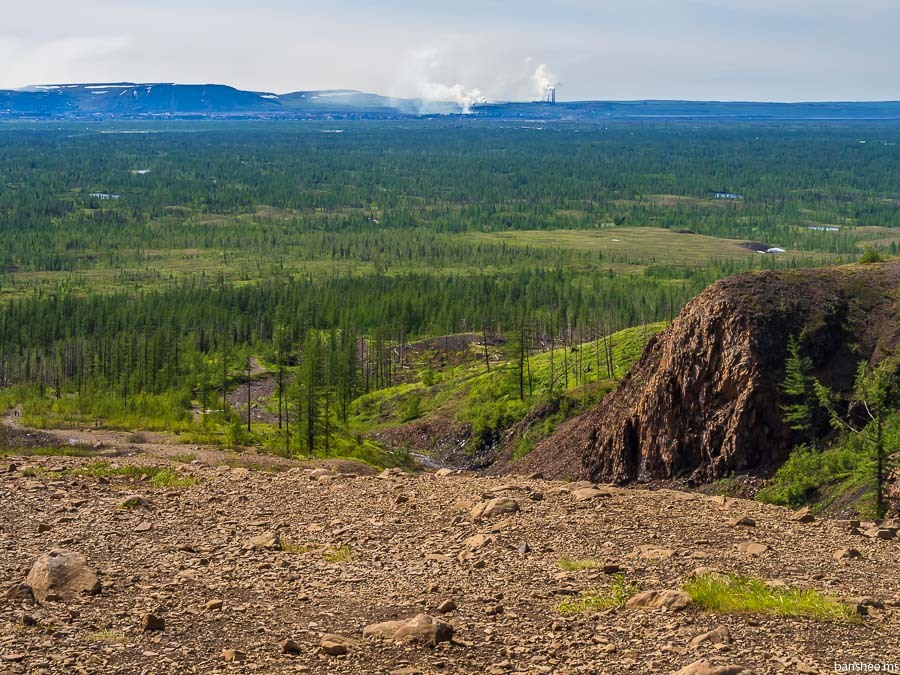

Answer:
[2,0,898,101]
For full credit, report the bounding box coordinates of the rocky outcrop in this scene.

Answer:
[516,262,898,483]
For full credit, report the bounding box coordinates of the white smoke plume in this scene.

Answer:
[530,63,558,101]
[406,47,488,114]
[416,81,487,114]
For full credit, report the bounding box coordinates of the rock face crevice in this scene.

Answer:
[516,262,898,483]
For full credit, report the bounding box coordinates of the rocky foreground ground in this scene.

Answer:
[1,453,898,675]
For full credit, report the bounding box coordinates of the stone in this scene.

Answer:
[363,613,454,645]
[319,634,356,655]
[690,626,731,648]
[282,639,302,655]
[221,649,246,662]
[529,491,544,501]
[571,487,606,502]
[36,522,52,533]
[636,545,676,560]
[141,613,165,632]
[676,660,754,675]
[727,516,755,527]
[833,548,862,561]
[435,468,454,478]
[736,541,769,556]
[25,550,101,603]
[625,590,693,611]
[134,521,153,533]
[244,531,282,551]
[4,582,35,603]
[436,599,456,614]
[865,527,896,540]
[204,598,224,611]
[470,497,519,521]
[792,508,815,523]
[120,494,151,509]
[517,542,531,556]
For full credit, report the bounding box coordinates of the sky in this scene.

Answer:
[1,0,898,102]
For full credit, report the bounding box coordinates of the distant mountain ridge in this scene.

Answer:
[2,82,900,120]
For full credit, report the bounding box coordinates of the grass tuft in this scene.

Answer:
[683,573,858,622]
[0,445,95,458]
[323,545,353,564]
[557,557,601,571]
[75,461,198,487]
[557,575,638,615]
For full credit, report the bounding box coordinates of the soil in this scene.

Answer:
[1,448,898,674]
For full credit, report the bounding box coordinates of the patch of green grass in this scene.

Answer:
[323,546,353,564]
[169,453,197,464]
[280,541,310,554]
[557,575,639,615]
[683,573,858,622]
[75,461,198,487]
[558,558,601,571]
[86,629,126,643]
[0,445,95,458]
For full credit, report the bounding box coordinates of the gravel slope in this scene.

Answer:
[1,455,898,674]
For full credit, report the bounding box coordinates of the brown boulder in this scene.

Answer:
[470,497,519,520]
[244,531,282,551]
[25,550,100,603]
[625,590,693,611]
[363,613,454,645]
[319,633,356,655]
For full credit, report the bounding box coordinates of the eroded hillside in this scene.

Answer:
[515,261,899,484]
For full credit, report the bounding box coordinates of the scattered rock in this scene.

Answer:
[636,545,676,560]
[4,582,35,603]
[626,590,693,611]
[727,516,755,527]
[435,468,454,478]
[134,521,153,533]
[244,531,282,551]
[470,497,519,520]
[36,522,52,533]
[363,614,454,645]
[571,487,607,502]
[221,648,246,662]
[736,541,769,556]
[676,660,754,675]
[141,613,165,632]
[833,548,862,561]
[436,599,457,614]
[864,527,896,540]
[690,626,731,648]
[204,598,224,611]
[120,494,151,509]
[320,633,356,655]
[25,549,101,603]
[792,508,815,523]
[282,639,302,655]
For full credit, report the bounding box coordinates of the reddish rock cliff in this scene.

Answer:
[514,261,899,483]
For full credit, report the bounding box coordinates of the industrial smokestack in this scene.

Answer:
[547,85,556,104]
